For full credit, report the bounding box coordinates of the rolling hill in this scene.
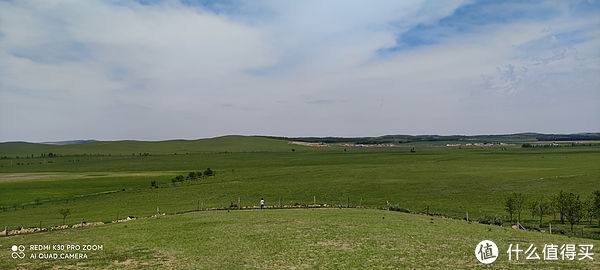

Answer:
[0,136,304,157]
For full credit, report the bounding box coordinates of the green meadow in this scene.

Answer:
[1,209,599,269]
[0,136,599,268]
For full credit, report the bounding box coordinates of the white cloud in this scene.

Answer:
[0,0,598,141]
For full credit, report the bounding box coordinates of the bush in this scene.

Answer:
[186,172,197,180]
[478,215,492,225]
[150,180,158,188]
[521,143,533,148]
[171,175,184,184]
[204,168,214,176]
[493,216,503,226]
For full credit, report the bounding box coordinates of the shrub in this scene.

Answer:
[171,175,184,184]
[229,202,238,209]
[477,215,492,225]
[186,172,197,180]
[493,216,503,226]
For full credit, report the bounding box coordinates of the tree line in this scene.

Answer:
[505,190,600,232]
[151,168,214,188]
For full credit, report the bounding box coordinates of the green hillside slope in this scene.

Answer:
[1,209,598,269]
[0,136,307,156]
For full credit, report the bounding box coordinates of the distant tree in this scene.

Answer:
[521,143,533,148]
[59,208,70,225]
[196,171,203,178]
[187,172,197,180]
[564,192,583,233]
[171,175,184,185]
[590,191,600,226]
[204,168,214,176]
[512,193,526,224]
[553,191,568,224]
[584,198,595,224]
[410,147,416,153]
[150,180,158,188]
[530,196,550,227]
[505,196,515,223]
[291,148,296,152]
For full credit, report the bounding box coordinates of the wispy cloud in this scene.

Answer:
[0,0,598,141]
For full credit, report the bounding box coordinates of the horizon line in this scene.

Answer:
[2,131,599,144]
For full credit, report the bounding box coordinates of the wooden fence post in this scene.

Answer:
[238,197,241,210]
[359,197,362,208]
[313,196,316,206]
[549,223,552,234]
[466,211,469,222]
[347,197,350,208]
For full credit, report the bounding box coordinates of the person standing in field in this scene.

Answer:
[260,198,265,210]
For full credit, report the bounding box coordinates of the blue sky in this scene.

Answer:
[0,0,598,141]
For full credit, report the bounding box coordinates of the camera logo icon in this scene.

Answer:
[11,245,25,259]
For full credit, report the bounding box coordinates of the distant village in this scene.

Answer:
[289,141,515,148]
[445,143,512,147]
[339,143,395,148]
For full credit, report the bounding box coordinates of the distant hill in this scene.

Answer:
[265,132,600,144]
[0,136,301,157]
[41,140,97,145]
[2,133,598,157]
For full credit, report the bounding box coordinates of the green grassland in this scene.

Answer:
[0,136,312,157]
[1,209,599,269]
[0,136,599,268]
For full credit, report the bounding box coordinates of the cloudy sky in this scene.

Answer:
[0,0,599,141]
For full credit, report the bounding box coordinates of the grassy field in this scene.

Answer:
[0,136,599,268]
[0,136,316,157]
[0,137,599,236]
[1,208,599,269]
